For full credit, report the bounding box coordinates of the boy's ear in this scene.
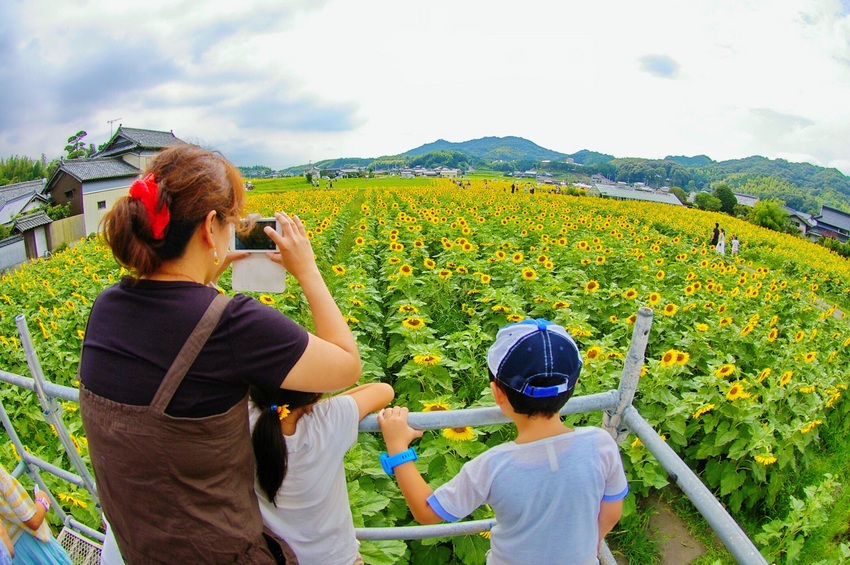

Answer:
[490,381,506,406]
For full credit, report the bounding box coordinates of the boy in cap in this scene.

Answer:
[378,319,629,564]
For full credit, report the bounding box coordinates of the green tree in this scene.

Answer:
[749,200,789,232]
[669,186,687,205]
[64,130,95,159]
[694,192,722,212]
[713,184,737,214]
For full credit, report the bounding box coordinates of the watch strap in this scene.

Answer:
[380,448,418,475]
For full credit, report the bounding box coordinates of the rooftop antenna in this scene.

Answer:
[107,118,122,138]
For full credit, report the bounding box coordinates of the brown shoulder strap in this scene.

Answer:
[150,293,232,414]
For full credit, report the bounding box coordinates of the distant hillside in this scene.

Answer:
[404,136,568,162]
[277,135,850,213]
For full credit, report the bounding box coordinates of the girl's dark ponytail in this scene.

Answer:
[250,386,322,504]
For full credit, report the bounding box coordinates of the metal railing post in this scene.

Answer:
[15,314,99,506]
[603,306,653,443]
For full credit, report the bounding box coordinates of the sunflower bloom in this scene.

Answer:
[648,292,661,306]
[716,364,735,378]
[259,295,275,305]
[663,304,678,316]
[491,305,510,314]
[331,265,346,276]
[585,346,603,361]
[675,351,690,365]
[413,354,441,366]
[521,268,537,281]
[399,264,413,277]
[754,455,778,466]
[803,351,816,363]
[424,258,436,269]
[511,252,524,263]
[757,368,771,383]
[695,323,709,332]
[585,280,600,293]
[779,371,793,387]
[438,269,452,280]
[443,427,475,442]
[693,404,715,419]
[552,300,570,310]
[623,289,638,300]
[399,304,418,314]
[422,401,449,412]
[660,350,676,367]
[726,381,750,401]
[794,330,804,342]
[800,420,823,434]
[767,328,778,342]
[402,317,426,330]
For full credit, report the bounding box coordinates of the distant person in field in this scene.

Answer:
[716,228,726,255]
[731,235,740,256]
[378,319,628,565]
[710,222,720,247]
[250,383,394,565]
[78,144,361,563]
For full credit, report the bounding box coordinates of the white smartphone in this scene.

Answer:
[231,217,280,252]
[230,216,287,293]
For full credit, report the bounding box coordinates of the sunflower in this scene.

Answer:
[552,300,570,310]
[609,315,618,323]
[754,455,778,466]
[511,252,524,263]
[521,268,537,281]
[800,420,823,434]
[767,328,778,342]
[725,381,750,401]
[585,346,603,361]
[779,371,793,386]
[479,531,492,540]
[491,305,510,313]
[402,317,426,330]
[716,364,735,378]
[506,314,525,322]
[648,292,661,306]
[443,427,475,442]
[331,265,346,276]
[739,324,754,337]
[675,351,690,365]
[623,289,638,300]
[799,385,817,394]
[422,401,449,412]
[683,285,695,295]
[495,250,506,260]
[259,295,275,305]
[480,274,492,284]
[348,298,364,307]
[757,368,771,383]
[413,354,441,366]
[662,304,678,316]
[660,350,677,367]
[656,270,665,280]
[584,280,600,293]
[399,304,418,314]
[719,317,733,327]
[399,264,413,277]
[343,315,360,324]
[695,323,709,332]
[693,404,715,419]
[794,330,804,342]
[803,351,817,363]
[438,269,452,280]
[631,437,644,448]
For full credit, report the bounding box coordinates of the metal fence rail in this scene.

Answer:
[0,307,768,564]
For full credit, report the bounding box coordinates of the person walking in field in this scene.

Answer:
[731,235,740,256]
[378,319,628,565]
[250,382,394,565]
[710,222,720,248]
[716,228,726,255]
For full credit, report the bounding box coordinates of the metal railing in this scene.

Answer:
[0,308,768,564]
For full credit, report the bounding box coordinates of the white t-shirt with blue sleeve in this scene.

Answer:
[427,427,629,565]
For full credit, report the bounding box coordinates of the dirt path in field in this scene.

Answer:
[612,493,709,565]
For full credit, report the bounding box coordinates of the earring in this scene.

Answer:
[213,249,220,266]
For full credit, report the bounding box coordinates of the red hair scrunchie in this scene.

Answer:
[129,173,170,240]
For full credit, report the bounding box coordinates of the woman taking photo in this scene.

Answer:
[79,144,360,563]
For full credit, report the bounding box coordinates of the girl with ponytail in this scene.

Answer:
[249,382,394,565]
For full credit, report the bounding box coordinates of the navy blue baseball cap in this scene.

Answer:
[487,319,582,398]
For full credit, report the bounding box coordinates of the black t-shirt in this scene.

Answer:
[79,278,309,417]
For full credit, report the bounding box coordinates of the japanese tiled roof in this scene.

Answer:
[95,127,184,158]
[0,180,44,208]
[13,210,52,232]
[58,159,140,182]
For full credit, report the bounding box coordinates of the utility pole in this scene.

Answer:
[107,118,122,138]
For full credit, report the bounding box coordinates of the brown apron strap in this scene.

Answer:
[150,293,232,414]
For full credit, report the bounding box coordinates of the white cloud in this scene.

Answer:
[2,0,850,175]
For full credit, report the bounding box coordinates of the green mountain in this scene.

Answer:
[403,136,568,162]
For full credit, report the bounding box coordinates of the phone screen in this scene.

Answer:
[233,219,277,251]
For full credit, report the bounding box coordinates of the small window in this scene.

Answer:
[64,190,74,200]
[97,200,107,210]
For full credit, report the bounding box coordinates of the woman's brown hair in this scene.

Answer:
[101,144,245,278]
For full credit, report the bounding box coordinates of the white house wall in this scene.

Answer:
[83,185,131,234]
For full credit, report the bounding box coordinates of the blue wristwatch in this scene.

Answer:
[380,448,418,475]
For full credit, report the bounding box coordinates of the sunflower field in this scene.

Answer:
[1,178,849,563]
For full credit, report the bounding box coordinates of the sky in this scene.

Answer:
[2,0,850,175]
